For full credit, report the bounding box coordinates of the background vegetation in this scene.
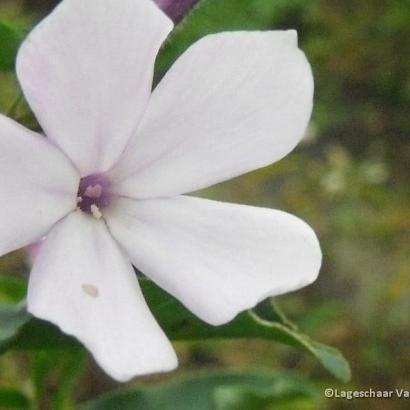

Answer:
[0,0,409,409]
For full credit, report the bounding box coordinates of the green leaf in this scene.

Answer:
[0,388,30,410]
[141,280,351,382]
[79,370,317,410]
[0,20,25,72]
[0,277,350,381]
[0,313,78,352]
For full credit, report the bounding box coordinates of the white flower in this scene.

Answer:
[0,0,321,381]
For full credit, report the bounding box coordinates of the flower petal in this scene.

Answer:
[17,0,173,176]
[106,196,321,326]
[0,114,78,257]
[110,30,313,198]
[27,211,178,382]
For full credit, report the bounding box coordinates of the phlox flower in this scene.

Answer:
[0,0,321,381]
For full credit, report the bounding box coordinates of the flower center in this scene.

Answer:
[77,174,113,219]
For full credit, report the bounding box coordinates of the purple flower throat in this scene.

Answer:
[77,173,113,218]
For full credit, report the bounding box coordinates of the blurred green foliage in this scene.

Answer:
[0,0,409,409]
[0,20,25,72]
[0,277,350,382]
[79,370,318,410]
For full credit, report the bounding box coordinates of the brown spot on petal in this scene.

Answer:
[82,284,99,298]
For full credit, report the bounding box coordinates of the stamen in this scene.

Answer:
[77,173,113,217]
[90,204,102,219]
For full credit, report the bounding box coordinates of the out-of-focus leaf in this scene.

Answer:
[79,370,317,410]
[0,388,30,409]
[0,302,29,344]
[32,349,86,410]
[0,278,350,381]
[1,313,78,351]
[214,383,311,410]
[0,276,27,303]
[0,20,25,72]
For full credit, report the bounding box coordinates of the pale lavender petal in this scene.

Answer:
[28,211,178,382]
[0,114,78,257]
[109,31,314,198]
[106,196,321,326]
[17,0,173,176]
